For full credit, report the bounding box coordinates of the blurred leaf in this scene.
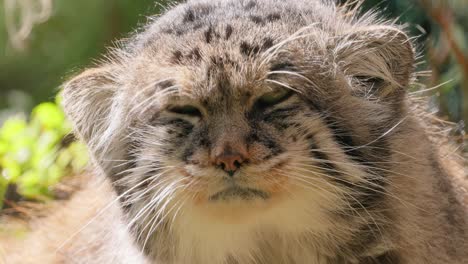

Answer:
[0,117,27,141]
[32,102,66,130]
[0,98,88,206]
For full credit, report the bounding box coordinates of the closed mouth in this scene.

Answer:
[209,186,270,201]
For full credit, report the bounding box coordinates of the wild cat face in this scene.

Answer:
[128,59,333,213]
[62,0,414,242]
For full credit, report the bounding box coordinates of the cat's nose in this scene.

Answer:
[215,153,244,176]
[213,145,247,176]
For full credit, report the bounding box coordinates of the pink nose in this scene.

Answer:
[212,144,247,176]
[215,153,244,174]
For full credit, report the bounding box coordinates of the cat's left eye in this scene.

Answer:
[168,105,202,117]
[256,88,292,108]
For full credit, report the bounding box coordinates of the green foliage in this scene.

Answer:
[0,98,88,207]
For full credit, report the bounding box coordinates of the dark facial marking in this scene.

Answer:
[246,130,283,159]
[270,62,296,72]
[204,25,221,44]
[225,53,238,68]
[207,56,223,79]
[316,113,394,209]
[210,55,224,66]
[183,4,212,23]
[262,105,300,121]
[158,80,175,90]
[308,141,342,178]
[248,102,297,133]
[205,25,214,43]
[208,55,238,74]
[240,41,261,56]
[266,13,281,22]
[167,119,194,135]
[170,48,203,65]
[260,106,299,131]
[354,177,387,209]
[171,50,183,64]
[163,25,186,36]
[192,22,203,30]
[225,24,233,40]
[262,37,275,50]
[193,126,211,148]
[249,15,265,25]
[151,118,194,137]
[244,0,256,10]
[269,120,290,131]
[209,186,269,201]
[325,118,387,201]
[181,145,195,163]
[321,115,367,163]
[187,47,202,61]
[183,9,195,23]
[119,195,132,214]
[163,28,175,35]
[181,126,210,163]
[201,98,209,107]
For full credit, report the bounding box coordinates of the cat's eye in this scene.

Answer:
[256,88,292,108]
[168,105,202,117]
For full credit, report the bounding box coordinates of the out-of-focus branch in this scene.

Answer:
[419,0,468,77]
[4,0,53,51]
[419,0,468,130]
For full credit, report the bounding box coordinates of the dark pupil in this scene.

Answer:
[169,105,201,116]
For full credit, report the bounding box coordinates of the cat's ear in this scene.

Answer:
[332,25,414,98]
[62,66,117,143]
[61,66,127,175]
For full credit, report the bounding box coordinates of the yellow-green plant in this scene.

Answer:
[0,97,88,207]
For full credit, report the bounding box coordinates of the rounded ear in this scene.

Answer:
[61,66,128,175]
[332,25,414,97]
[62,67,117,143]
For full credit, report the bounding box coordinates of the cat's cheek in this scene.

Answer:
[254,171,290,197]
[176,165,222,197]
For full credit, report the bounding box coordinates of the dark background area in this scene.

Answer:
[0,0,467,133]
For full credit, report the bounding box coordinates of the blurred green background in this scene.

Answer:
[0,0,466,205]
[0,0,162,121]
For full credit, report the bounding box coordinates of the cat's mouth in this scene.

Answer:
[209,186,270,201]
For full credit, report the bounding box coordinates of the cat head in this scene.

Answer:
[61,0,414,230]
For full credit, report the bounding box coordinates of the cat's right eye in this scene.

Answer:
[168,105,202,117]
